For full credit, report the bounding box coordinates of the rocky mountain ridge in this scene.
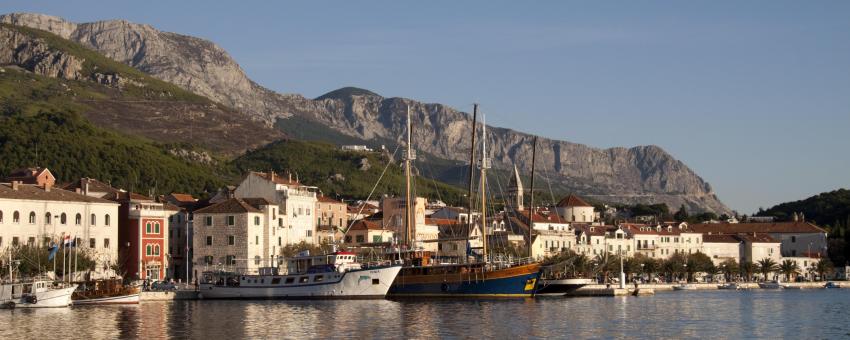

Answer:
[0,13,731,213]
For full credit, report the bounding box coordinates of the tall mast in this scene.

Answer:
[466,104,478,263]
[404,104,414,250]
[480,113,490,261]
[527,136,538,258]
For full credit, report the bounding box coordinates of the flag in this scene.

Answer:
[63,234,72,247]
[48,243,59,261]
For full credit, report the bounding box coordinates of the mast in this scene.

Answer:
[466,105,478,263]
[480,113,490,261]
[403,104,415,252]
[527,136,538,259]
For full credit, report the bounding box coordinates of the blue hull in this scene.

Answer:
[388,271,540,297]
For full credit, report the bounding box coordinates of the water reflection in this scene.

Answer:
[1,290,848,339]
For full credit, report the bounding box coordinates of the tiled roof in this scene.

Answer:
[348,219,384,231]
[252,171,301,186]
[702,234,741,243]
[168,193,197,203]
[0,183,117,204]
[106,191,154,202]
[425,218,461,226]
[690,222,826,234]
[317,195,344,204]
[194,198,264,214]
[555,194,592,208]
[61,178,119,196]
[737,233,778,243]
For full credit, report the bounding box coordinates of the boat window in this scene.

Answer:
[372,278,380,285]
[314,275,324,282]
[285,277,295,284]
[299,276,309,283]
[271,278,281,284]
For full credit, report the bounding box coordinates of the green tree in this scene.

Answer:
[757,258,779,281]
[719,259,739,282]
[674,204,689,222]
[740,261,756,282]
[814,259,835,281]
[779,260,800,282]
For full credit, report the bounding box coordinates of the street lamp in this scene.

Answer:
[683,263,688,283]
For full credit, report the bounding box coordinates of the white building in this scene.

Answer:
[691,222,828,258]
[553,194,599,224]
[0,180,120,278]
[234,172,318,245]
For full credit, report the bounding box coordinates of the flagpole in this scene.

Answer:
[74,235,78,282]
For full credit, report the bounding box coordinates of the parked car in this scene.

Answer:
[151,281,178,291]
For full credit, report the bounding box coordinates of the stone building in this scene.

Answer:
[192,198,276,274]
[316,194,348,232]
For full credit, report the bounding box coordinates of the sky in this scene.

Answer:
[4,1,850,214]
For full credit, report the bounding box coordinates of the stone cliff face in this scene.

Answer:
[0,25,83,79]
[1,13,730,213]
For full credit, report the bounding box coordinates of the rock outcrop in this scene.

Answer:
[1,13,731,213]
[0,25,83,79]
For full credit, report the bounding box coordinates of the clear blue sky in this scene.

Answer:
[5,1,850,214]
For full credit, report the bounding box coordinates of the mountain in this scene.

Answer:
[1,13,731,214]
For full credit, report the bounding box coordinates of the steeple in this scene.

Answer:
[508,165,524,211]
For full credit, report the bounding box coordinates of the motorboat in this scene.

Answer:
[0,280,77,308]
[717,282,741,290]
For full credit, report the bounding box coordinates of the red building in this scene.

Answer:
[110,192,170,281]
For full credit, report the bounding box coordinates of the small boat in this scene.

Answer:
[672,283,697,290]
[199,251,402,299]
[824,282,842,289]
[758,280,784,289]
[73,279,140,305]
[717,282,741,290]
[783,285,802,290]
[0,280,77,309]
[536,278,594,296]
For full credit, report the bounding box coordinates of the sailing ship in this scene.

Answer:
[72,278,140,305]
[386,104,541,297]
[198,251,401,299]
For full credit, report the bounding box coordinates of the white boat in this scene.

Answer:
[717,283,741,290]
[672,283,697,290]
[198,251,402,299]
[758,280,784,289]
[0,280,78,308]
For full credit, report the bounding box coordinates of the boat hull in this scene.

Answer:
[1,285,77,309]
[73,293,140,305]
[388,263,541,297]
[536,278,594,296]
[198,265,401,299]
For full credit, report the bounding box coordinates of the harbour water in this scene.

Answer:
[1,289,849,339]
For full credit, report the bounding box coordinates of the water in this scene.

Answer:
[2,290,849,339]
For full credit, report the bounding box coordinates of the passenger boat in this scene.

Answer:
[0,280,77,309]
[198,251,401,299]
[824,282,842,289]
[385,106,541,298]
[73,279,140,305]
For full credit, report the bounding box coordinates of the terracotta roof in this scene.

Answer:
[737,233,778,243]
[106,191,154,202]
[252,171,301,186]
[4,167,52,183]
[574,225,609,236]
[348,219,384,231]
[555,194,592,208]
[317,195,344,204]
[167,193,197,203]
[702,234,741,243]
[194,198,265,214]
[621,224,690,236]
[690,222,826,234]
[61,178,119,196]
[425,218,462,226]
[517,210,566,223]
[0,183,117,204]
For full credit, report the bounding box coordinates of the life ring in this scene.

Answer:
[27,295,37,304]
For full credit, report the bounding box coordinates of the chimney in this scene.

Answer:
[288,172,292,182]
[270,171,275,181]
[11,181,20,191]
[44,182,52,192]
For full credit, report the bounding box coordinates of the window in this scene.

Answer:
[254,216,260,225]
[154,245,160,256]
[205,216,213,226]
[105,214,110,226]
[372,278,380,285]
[28,212,36,224]
[0,210,3,223]
[204,256,214,265]
[44,213,51,225]
[13,211,20,223]
[254,256,261,265]
[104,239,110,248]
[27,237,35,246]
[345,236,352,243]
[356,235,365,243]
[299,276,309,283]
[75,213,82,225]
[206,236,213,246]
[791,236,797,243]
[146,222,152,234]
[278,237,281,246]
[12,237,19,246]
[306,208,311,216]
[90,238,96,248]
[146,245,152,256]
[255,236,259,245]
[226,255,236,265]
[228,235,235,246]
[373,235,383,243]
[227,216,235,226]
[307,230,312,237]
[314,275,324,282]
[154,222,160,234]
[91,214,96,225]
[60,213,66,225]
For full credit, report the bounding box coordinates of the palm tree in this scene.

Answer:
[814,259,835,281]
[720,259,739,282]
[740,261,755,282]
[642,257,659,282]
[779,260,800,282]
[757,258,779,281]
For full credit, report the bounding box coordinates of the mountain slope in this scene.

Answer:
[1,13,731,213]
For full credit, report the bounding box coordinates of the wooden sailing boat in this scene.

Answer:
[388,104,541,297]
